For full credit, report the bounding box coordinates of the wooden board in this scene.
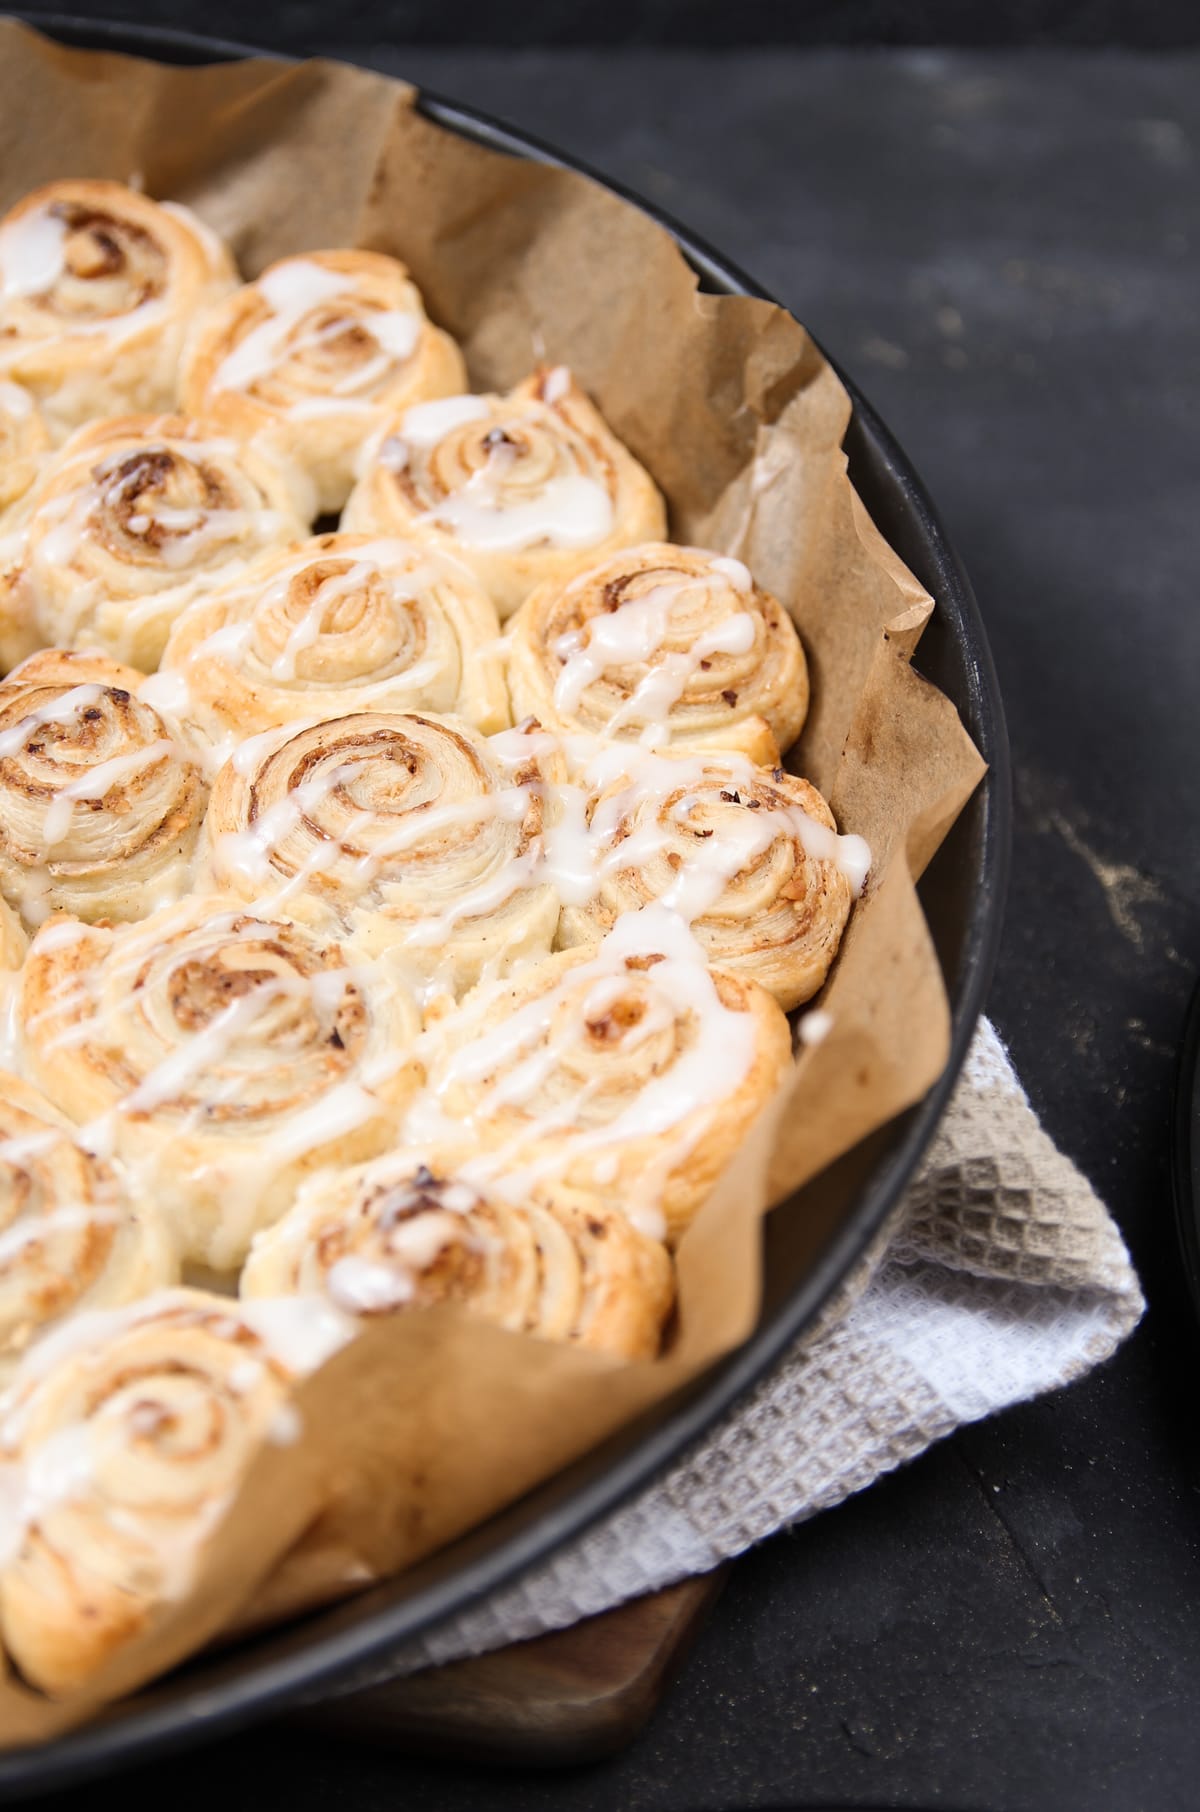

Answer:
[297,1568,729,1765]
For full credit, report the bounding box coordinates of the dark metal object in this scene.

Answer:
[0,16,1011,1795]
[1172,980,1200,1321]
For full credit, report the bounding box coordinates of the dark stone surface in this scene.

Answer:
[14,0,1200,51]
[30,45,1200,1812]
[18,0,1200,51]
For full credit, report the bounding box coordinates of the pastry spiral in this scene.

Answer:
[21,414,312,672]
[19,900,423,1268]
[0,1071,177,1384]
[242,1149,673,1362]
[0,382,50,528]
[421,905,793,1242]
[0,386,53,673]
[0,895,26,969]
[0,181,237,440]
[555,746,867,1011]
[0,1289,322,1694]
[157,533,508,753]
[342,368,666,620]
[181,250,467,513]
[200,711,559,992]
[0,648,207,929]
[507,543,809,763]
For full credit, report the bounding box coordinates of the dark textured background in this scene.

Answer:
[11,24,1200,1812]
[12,0,1200,49]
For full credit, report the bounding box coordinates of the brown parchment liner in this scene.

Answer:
[0,21,986,1736]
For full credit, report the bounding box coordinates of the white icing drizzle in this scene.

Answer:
[0,684,105,760]
[798,1009,834,1048]
[0,209,68,299]
[389,388,615,552]
[551,565,763,745]
[0,1287,355,1584]
[429,475,613,553]
[212,259,422,403]
[0,381,33,420]
[39,739,179,850]
[417,901,759,1235]
[398,394,490,446]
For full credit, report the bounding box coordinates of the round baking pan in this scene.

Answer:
[0,17,1011,1795]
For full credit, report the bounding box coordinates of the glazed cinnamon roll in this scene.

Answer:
[0,382,50,528]
[200,711,559,994]
[507,543,809,764]
[0,648,207,928]
[19,900,423,1268]
[421,905,793,1243]
[22,414,312,672]
[555,746,869,1011]
[0,895,26,969]
[181,251,467,513]
[0,1288,341,1694]
[157,533,509,753]
[0,1071,177,1384]
[342,368,666,619]
[0,181,237,440]
[242,1149,673,1362]
[0,386,53,673]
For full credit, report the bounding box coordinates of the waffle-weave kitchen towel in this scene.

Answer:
[330,1017,1144,1684]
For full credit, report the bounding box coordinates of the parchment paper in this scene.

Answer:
[0,20,986,1735]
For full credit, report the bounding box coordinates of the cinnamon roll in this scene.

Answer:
[342,368,666,620]
[200,711,559,994]
[0,382,49,528]
[22,414,312,672]
[421,905,793,1243]
[0,896,25,969]
[0,181,237,440]
[0,386,53,673]
[157,533,508,753]
[554,746,868,1011]
[242,1149,673,1362]
[19,900,423,1268]
[507,543,809,763]
[0,1071,177,1384]
[0,1288,342,1694]
[181,251,467,513]
[0,180,237,442]
[0,648,207,928]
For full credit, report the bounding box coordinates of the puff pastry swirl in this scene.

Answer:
[242,1150,673,1361]
[0,180,236,439]
[506,542,809,764]
[18,900,423,1268]
[181,250,467,512]
[342,368,666,619]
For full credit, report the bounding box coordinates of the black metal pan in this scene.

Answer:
[0,17,1011,1795]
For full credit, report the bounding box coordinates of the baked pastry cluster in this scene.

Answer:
[0,180,870,1693]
